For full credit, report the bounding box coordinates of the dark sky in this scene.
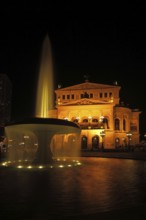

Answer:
[0,3,146,136]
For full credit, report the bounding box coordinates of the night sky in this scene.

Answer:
[0,3,146,137]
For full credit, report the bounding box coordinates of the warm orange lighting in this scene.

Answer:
[35,35,54,118]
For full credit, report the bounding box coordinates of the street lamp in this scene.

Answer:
[100,130,105,150]
[99,116,104,122]
[99,116,104,128]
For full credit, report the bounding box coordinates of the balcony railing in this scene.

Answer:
[78,122,109,130]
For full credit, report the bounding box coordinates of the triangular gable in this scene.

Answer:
[55,81,120,92]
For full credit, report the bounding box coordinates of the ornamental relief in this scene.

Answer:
[92,110,102,116]
[114,113,122,119]
[78,110,91,116]
[68,111,79,118]
[102,110,112,117]
[59,111,69,119]
[123,114,128,119]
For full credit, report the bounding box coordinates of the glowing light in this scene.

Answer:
[67,164,72,167]
[24,135,29,139]
[35,35,54,118]
[2,162,7,166]
[58,165,64,168]
[99,116,104,122]
[0,159,82,169]
[17,165,23,169]
[19,142,25,145]
[110,96,114,103]
[88,116,92,120]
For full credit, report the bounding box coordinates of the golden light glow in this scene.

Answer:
[35,35,54,118]
[0,159,82,169]
[110,96,114,103]
[2,162,7,166]
[17,165,23,169]
[24,135,29,139]
[58,165,64,168]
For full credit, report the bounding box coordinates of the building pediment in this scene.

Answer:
[60,98,112,106]
[55,82,120,92]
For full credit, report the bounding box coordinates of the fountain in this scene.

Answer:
[3,35,81,167]
[0,35,146,220]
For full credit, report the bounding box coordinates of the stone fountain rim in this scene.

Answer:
[5,117,80,129]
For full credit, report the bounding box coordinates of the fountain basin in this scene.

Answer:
[5,117,81,165]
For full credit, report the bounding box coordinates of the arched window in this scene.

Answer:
[92,135,99,149]
[123,119,126,131]
[115,118,120,130]
[103,118,109,129]
[73,119,79,123]
[81,135,88,150]
[83,119,88,123]
[92,118,98,123]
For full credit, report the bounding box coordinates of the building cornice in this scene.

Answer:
[57,98,114,106]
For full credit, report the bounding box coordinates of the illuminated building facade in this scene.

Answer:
[51,80,141,150]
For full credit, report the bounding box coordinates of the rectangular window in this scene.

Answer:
[81,94,84,98]
[100,93,102,98]
[62,95,65,99]
[90,93,93,98]
[109,92,112,97]
[71,94,74,99]
[67,95,70,99]
[130,123,137,131]
[104,93,107,98]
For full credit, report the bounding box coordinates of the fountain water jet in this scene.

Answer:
[35,35,54,118]
[4,35,81,166]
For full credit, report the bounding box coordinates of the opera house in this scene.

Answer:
[50,79,141,150]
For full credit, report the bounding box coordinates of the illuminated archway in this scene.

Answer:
[115,118,120,130]
[81,135,88,150]
[92,135,99,150]
[115,137,120,148]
